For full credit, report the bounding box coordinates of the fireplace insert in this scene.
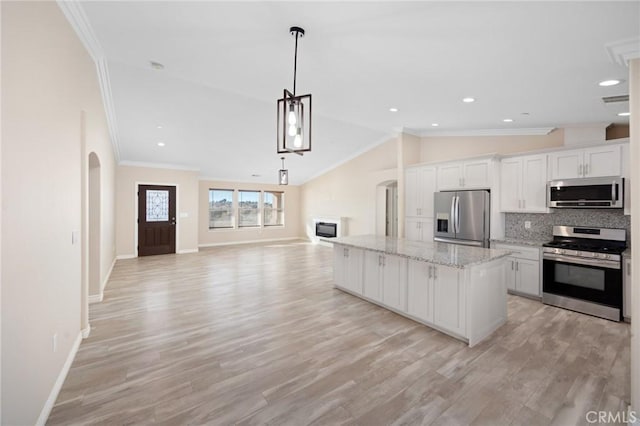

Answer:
[316,222,337,238]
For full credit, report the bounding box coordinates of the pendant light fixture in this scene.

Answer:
[277,26,312,155]
[279,157,289,185]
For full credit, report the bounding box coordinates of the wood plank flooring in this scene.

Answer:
[48,241,630,425]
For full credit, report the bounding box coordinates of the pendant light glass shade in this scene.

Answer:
[278,157,289,185]
[277,26,311,155]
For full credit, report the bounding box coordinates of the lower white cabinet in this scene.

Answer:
[493,243,541,297]
[407,260,434,323]
[405,217,434,243]
[624,256,631,320]
[432,264,465,336]
[333,243,507,347]
[333,246,363,295]
[363,251,407,310]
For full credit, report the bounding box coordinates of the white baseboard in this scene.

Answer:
[36,331,82,426]
[116,254,136,260]
[88,292,103,304]
[198,237,300,248]
[101,257,116,294]
[177,248,199,254]
[81,324,91,339]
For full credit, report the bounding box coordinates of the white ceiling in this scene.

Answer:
[79,1,640,185]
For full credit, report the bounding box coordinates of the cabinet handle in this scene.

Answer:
[515,262,519,272]
[579,164,583,176]
[585,163,589,176]
[433,266,437,279]
[344,248,348,258]
[511,260,514,270]
[428,265,432,279]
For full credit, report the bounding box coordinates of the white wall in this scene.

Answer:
[116,165,199,257]
[300,137,398,238]
[1,2,115,424]
[630,57,639,423]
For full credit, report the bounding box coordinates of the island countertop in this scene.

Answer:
[329,235,511,269]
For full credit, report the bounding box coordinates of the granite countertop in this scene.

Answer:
[491,238,549,248]
[329,235,511,269]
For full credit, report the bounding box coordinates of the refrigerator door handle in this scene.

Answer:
[450,196,456,233]
[455,196,461,234]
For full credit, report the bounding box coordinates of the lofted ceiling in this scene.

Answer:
[77,1,640,185]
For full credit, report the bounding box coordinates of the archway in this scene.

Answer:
[375,180,398,237]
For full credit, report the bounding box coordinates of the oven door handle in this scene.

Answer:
[543,253,621,270]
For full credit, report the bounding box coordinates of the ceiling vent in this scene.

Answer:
[602,95,629,104]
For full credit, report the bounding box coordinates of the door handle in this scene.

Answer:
[171,217,176,225]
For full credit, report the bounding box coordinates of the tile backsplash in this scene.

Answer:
[505,210,631,243]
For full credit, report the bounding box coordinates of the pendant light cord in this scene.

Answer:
[292,31,299,96]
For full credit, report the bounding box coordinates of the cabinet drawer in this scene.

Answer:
[492,243,540,261]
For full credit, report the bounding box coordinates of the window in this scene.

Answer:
[209,189,234,228]
[263,191,284,226]
[238,190,260,227]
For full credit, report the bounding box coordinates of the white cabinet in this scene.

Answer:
[500,154,548,213]
[549,145,621,180]
[405,166,437,217]
[407,260,434,323]
[405,217,433,243]
[437,159,492,191]
[333,246,363,295]
[363,251,407,310]
[624,256,631,320]
[432,264,465,336]
[494,243,541,297]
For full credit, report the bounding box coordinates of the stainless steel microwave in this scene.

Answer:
[548,176,624,209]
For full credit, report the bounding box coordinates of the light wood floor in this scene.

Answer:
[48,241,630,425]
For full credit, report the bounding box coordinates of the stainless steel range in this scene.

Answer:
[542,225,626,321]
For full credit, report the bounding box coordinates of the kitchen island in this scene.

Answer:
[331,235,511,347]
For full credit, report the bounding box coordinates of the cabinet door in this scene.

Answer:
[521,154,548,212]
[433,265,465,336]
[333,247,347,288]
[583,145,621,178]
[418,167,437,217]
[437,163,463,190]
[515,259,540,296]
[549,149,583,179]
[500,158,522,212]
[463,159,491,189]
[381,255,407,312]
[405,168,420,217]
[421,218,434,243]
[407,260,434,323]
[363,251,382,302]
[505,257,517,291]
[405,218,421,241]
[346,248,364,295]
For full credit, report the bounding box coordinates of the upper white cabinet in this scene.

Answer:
[437,159,492,191]
[405,166,437,218]
[549,145,621,180]
[500,154,548,213]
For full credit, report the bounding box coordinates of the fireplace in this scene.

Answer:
[316,221,337,238]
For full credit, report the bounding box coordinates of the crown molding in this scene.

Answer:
[119,160,200,172]
[606,37,640,66]
[416,127,556,137]
[57,0,121,161]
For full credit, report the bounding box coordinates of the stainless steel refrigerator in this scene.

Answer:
[433,190,490,247]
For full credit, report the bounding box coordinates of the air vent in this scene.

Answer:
[602,95,629,104]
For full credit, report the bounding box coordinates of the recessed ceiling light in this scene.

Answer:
[431,123,439,127]
[150,61,165,70]
[503,118,514,122]
[618,112,630,116]
[157,142,165,147]
[599,79,622,87]
[157,125,163,129]
[389,107,398,112]
[462,97,475,103]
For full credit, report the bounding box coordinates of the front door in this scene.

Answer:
[138,185,176,256]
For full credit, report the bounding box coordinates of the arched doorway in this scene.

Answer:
[88,153,101,301]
